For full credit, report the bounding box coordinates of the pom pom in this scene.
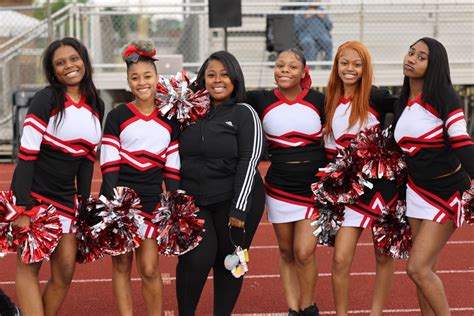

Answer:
[310,204,344,247]
[372,200,412,259]
[0,191,19,255]
[152,190,205,256]
[351,125,407,185]
[93,187,144,256]
[14,202,62,263]
[312,125,406,224]
[0,219,15,256]
[74,196,105,264]
[462,183,474,225]
[155,71,210,128]
[1,192,62,263]
[311,149,371,206]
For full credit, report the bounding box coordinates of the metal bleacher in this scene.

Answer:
[0,1,473,155]
[215,1,474,88]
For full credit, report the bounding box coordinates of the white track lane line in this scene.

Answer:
[232,307,474,315]
[251,240,474,249]
[1,269,473,286]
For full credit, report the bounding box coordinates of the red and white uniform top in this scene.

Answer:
[11,87,103,219]
[247,88,326,163]
[394,91,474,180]
[100,103,180,202]
[325,88,395,160]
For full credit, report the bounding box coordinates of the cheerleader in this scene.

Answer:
[10,37,104,316]
[246,48,325,316]
[100,40,180,315]
[324,41,397,315]
[394,37,473,315]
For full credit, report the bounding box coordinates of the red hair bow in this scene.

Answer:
[300,65,312,89]
[123,45,158,60]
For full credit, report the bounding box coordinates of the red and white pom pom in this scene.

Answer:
[0,221,15,256]
[93,187,143,256]
[14,202,62,263]
[312,125,406,216]
[1,192,62,262]
[351,125,407,184]
[155,71,210,128]
[462,183,474,225]
[372,200,412,260]
[152,190,205,256]
[310,204,345,247]
[0,191,18,255]
[74,196,105,264]
[0,191,22,222]
[311,150,372,207]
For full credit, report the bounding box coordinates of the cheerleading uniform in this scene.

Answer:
[324,88,397,228]
[247,88,326,223]
[11,87,103,233]
[394,90,474,227]
[100,102,181,239]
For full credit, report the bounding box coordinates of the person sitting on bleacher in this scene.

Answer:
[294,1,333,67]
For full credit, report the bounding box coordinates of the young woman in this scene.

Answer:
[394,37,473,315]
[324,41,397,315]
[246,48,325,316]
[176,51,265,316]
[10,37,104,316]
[100,40,181,316]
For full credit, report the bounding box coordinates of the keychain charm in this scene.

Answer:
[224,225,250,278]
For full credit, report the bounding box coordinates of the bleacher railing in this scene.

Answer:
[0,0,473,144]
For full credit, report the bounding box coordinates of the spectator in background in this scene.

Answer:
[295,1,333,67]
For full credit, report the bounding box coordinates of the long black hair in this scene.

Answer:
[396,37,459,119]
[195,51,246,103]
[42,37,102,124]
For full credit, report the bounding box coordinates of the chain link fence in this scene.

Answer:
[0,0,473,156]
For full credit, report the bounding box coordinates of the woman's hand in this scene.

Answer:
[228,216,245,228]
[12,214,31,230]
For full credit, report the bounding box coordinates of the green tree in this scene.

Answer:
[32,0,87,20]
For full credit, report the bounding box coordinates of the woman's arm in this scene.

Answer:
[444,100,474,178]
[245,90,266,117]
[77,98,105,198]
[99,108,122,198]
[229,104,264,223]
[164,119,181,191]
[10,89,53,205]
[76,152,95,198]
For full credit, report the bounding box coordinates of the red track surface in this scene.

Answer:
[1,162,473,315]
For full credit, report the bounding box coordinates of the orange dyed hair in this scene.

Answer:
[325,41,373,136]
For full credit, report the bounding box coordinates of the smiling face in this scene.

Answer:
[52,45,85,88]
[337,48,363,89]
[127,61,158,102]
[403,40,429,79]
[204,59,234,106]
[274,51,305,90]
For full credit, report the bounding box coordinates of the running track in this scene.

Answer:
[1,162,473,315]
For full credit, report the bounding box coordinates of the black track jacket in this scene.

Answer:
[179,98,263,221]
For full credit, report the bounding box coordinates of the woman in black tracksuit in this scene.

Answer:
[176,51,265,315]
